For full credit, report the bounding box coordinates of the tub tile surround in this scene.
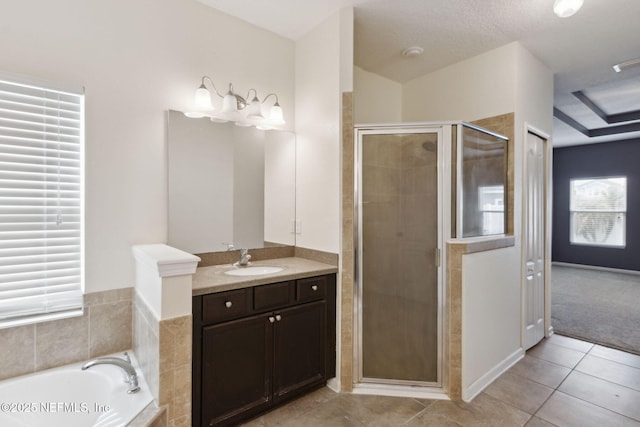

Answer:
[133,295,193,423]
[133,244,200,427]
[0,287,133,382]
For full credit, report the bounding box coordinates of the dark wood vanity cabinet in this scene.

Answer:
[192,274,336,427]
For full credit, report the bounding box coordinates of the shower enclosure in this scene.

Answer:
[354,122,507,395]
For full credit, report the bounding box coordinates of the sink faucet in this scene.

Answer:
[81,352,140,394]
[234,248,252,266]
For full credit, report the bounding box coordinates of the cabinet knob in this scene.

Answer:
[311,285,318,291]
[269,316,276,323]
[225,301,233,308]
[275,314,282,322]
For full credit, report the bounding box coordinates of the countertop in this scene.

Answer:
[192,257,339,296]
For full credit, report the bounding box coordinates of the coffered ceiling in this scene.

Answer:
[197,0,640,147]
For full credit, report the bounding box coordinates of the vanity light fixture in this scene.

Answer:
[185,76,285,129]
[553,0,584,18]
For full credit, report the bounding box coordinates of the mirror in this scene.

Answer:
[167,110,295,254]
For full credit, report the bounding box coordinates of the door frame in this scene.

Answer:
[521,123,553,350]
[352,123,448,394]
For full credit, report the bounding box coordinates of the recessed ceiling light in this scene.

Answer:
[553,0,584,18]
[613,57,640,73]
[402,46,424,58]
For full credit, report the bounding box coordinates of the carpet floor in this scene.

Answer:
[551,264,640,355]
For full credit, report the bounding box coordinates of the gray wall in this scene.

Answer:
[552,139,640,271]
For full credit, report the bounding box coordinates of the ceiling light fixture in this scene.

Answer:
[613,57,640,73]
[553,0,584,18]
[185,76,285,129]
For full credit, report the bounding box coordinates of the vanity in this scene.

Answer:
[191,257,337,427]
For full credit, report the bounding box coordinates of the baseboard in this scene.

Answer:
[552,262,640,276]
[462,348,525,402]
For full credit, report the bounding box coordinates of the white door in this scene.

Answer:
[524,131,546,349]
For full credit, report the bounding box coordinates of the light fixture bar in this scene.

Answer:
[185,76,285,128]
[613,57,640,73]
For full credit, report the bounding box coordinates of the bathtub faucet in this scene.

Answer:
[81,352,140,394]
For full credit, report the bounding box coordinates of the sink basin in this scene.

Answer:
[224,266,284,276]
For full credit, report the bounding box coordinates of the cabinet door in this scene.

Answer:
[272,301,326,403]
[201,313,273,427]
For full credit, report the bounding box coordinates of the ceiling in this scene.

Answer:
[197,0,640,147]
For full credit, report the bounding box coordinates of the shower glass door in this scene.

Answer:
[357,127,442,386]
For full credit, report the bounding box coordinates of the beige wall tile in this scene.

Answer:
[172,364,192,419]
[0,324,35,380]
[35,312,89,371]
[134,299,160,401]
[0,288,137,383]
[89,300,133,357]
[341,92,355,392]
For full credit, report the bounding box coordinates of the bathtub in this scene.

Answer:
[0,352,153,427]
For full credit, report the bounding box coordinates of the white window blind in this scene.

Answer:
[0,75,83,328]
[570,177,626,247]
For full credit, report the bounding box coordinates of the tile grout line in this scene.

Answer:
[524,338,593,425]
[401,399,437,426]
[530,340,640,425]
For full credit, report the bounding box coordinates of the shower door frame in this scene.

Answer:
[353,123,452,395]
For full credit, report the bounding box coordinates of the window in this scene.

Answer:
[570,177,626,247]
[458,124,507,238]
[479,185,505,235]
[0,73,84,328]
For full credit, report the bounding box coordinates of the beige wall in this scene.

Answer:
[402,43,518,122]
[0,0,295,294]
[354,66,402,123]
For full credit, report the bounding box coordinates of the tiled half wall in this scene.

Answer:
[134,292,191,427]
[0,288,133,381]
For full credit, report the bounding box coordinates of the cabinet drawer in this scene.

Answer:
[202,288,252,324]
[296,276,327,302]
[254,281,294,311]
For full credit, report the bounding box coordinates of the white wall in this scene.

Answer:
[402,43,518,122]
[294,8,353,253]
[264,131,296,245]
[0,0,295,292]
[461,247,522,399]
[354,66,402,124]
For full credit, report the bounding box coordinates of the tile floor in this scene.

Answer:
[241,334,640,426]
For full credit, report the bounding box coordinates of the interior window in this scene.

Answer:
[459,124,507,238]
